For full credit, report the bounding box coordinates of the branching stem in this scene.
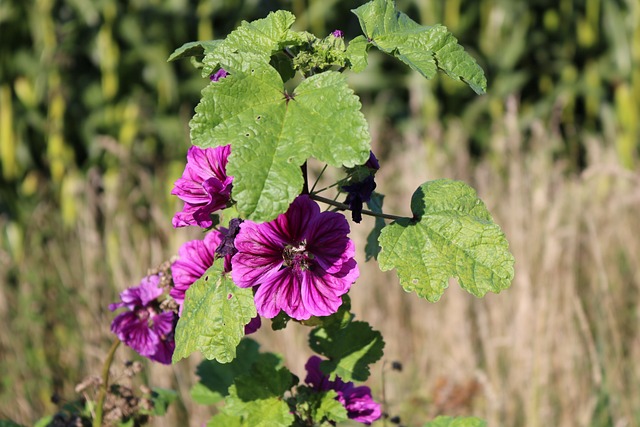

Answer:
[309,194,406,221]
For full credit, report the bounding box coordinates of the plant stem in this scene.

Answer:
[310,181,340,194]
[93,338,121,427]
[309,194,406,221]
[301,162,309,195]
[309,164,328,193]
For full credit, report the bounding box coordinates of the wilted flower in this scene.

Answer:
[305,356,381,424]
[171,145,233,228]
[109,275,177,364]
[231,195,359,320]
[342,151,380,223]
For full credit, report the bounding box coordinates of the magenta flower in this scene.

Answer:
[331,29,344,38]
[171,229,261,334]
[172,145,233,228]
[210,68,229,82]
[109,275,177,365]
[305,356,381,424]
[231,195,359,320]
[170,231,222,309]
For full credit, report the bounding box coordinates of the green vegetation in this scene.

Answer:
[1,0,639,426]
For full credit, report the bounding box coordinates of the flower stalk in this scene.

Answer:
[93,338,121,427]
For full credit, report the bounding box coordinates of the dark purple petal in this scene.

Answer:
[365,151,379,170]
[304,356,332,391]
[244,316,262,335]
[342,175,377,223]
[216,218,244,259]
[342,385,382,424]
[117,313,160,357]
[304,356,381,425]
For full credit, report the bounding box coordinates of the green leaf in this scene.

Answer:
[191,339,262,404]
[206,413,243,427]
[345,35,371,72]
[148,388,177,416]
[309,320,384,382]
[190,57,370,221]
[312,390,349,423]
[168,40,222,62]
[224,385,294,427]
[172,259,257,363]
[378,179,514,302]
[234,352,296,401]
[223,10,298,58]
[0,421,26,427]
[365,192,385,261]
[352,0,487,94]
[424,415,487,427]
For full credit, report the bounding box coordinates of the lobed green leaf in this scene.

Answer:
[352,0,487,94]
[309,320,384,382]
[224,385,294,427]
[168,40,222,62]
[191,339,263,404]
[378,179,514,302]
[190,56,370,221]
[172,260,257,364]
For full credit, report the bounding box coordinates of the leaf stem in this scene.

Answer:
[309,164,328,193]
[93,338,121,427]
[309,194,406,221]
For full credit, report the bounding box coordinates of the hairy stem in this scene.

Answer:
[309,194,406,221]
[93,338,121,427]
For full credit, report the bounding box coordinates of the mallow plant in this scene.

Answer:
[25,1,515,426]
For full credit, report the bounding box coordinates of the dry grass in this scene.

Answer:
[1,95,639,426]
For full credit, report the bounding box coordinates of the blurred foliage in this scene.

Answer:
[0,0,639,425]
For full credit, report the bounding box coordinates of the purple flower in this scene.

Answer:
[244,315,262,335]
[172,145,233,228]
[216,218,243,259]
[342,151,380,223]
[305,356,381,424]
[109,275,177,365]
[364,151,380,170]
[231,195,359,320]
[331,30,344,38]
[210,68,229,82]
[170,231,221,309]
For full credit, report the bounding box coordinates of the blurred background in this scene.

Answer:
[1,0,639,425]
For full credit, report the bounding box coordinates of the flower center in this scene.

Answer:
[283,240,314,271]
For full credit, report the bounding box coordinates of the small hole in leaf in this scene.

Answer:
[227,293,233,300]
[245,133,250,137]
[256,115,261,120]
[205,276,209,281]
[412,278,418,285]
